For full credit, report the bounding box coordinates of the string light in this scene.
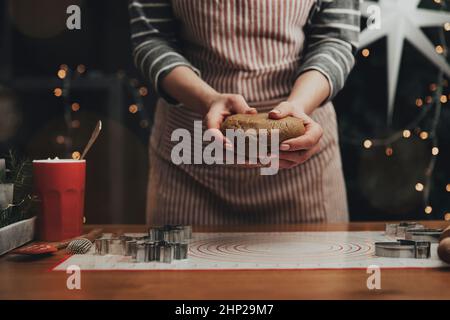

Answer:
[128,104,139,114]
[432,147,439,155]
[363,139,372,149]
[76,64,86,74]
[139,87,148,96]
[349,2,448,219]
[72,151,81,160]
[415,183,424,192]
[71,120,80,129]
[71,103,80,112]
[57,69,66,79]
[419,131,429,140]
[385,147,393,156]
[54,88,63,97]
[415,98,424,107]
[59,64,68,71]
[402,129,411,138]
[56,135,65,144]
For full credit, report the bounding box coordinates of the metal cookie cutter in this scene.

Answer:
[159,242,174,263]
[375,240,431,259]
[95,238,109,255]
[148,225,193,242]
[405,228,442,243]
[174,242,188,260]
[145,242,157,262]
[177,225,192,240]
[385,222,424,238]
[124,240,137,260]
[136,241,147,262]
[108,238,124,255]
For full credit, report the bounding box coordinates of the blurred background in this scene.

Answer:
[0,0,449,224]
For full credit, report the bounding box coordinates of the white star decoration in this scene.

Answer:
[360,0,450,125]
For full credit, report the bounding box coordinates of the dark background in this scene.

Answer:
[0,0,449,224]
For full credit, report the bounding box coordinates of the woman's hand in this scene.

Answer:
[268,101,323,169]
[204,93,257,147]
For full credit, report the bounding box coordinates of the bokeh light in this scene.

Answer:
[415,183,424,192]
[363,139,372,149]
[385,147,393,157]
[55,135,65,144]
[72,151,81,160]
[54,88,63,97]
[57,69,66,79]
[129,104,139,114]
[402,130,411,138]
[71,103,80,112]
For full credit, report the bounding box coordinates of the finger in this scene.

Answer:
[209,128,232,147]
[296,144,321,164]
[235,162,264,169]
[268,102,292,119]
[278,145,320,167]
[205,105,225,130]
[229,95,254,114]
[278,150,307,163]
[280,121,323,151]
[205,107,231,146]
[245,107,258,114]
[234,157,268,168]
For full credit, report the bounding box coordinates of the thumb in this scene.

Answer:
[269,102,292,119]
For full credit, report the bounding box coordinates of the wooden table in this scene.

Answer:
[1,221,449,300]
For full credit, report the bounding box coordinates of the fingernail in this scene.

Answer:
[280,144,290,151]
[270,110,281,114]
[225,143,233,150]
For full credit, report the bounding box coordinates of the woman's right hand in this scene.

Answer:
[204,94,257,147]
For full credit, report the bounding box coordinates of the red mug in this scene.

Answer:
[33,159,86,241]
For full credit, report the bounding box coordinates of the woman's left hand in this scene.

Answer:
[268,101,323,169]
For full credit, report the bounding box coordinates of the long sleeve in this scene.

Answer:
[128,0,200,103]
[298,0,360,101]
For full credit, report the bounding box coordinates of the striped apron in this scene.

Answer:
[147,0,349,225]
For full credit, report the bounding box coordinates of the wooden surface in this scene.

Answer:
[1,221,449,300]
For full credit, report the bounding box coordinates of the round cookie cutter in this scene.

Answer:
[375,240,431,259]
[405,228,442,243]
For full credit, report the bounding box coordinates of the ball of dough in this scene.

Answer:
[221,113,305,145]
